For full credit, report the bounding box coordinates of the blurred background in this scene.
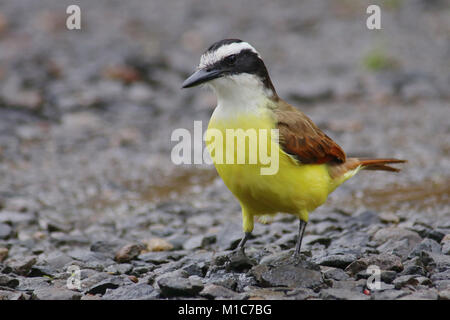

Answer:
[0,0,448,235]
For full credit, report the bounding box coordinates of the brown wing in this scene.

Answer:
[274,99,346,164]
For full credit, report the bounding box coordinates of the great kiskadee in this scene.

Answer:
[182,39,405,259]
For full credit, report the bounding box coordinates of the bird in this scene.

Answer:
[182,39,405,260]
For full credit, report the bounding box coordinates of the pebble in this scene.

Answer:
[157,276,204,297]
[442,239,450,255]
[84,274,133,295]
[0,274,19,288]
[138,251,185,264]
[0,211,36,225]
[33,287,82,300]
[379,212,400,224]
[0,223,13,239]
[251,264,324,289]
[409,238,442,258]
[199,284,243,300]
[115,243,144,263]
[372,227,422,247]
[102,283,156,300]
[105,263,133,275]
[377,238,412,260]
[321,267,350,281]
[393,275,419,289]
[314,254,357,269]
[144,238,174,252]
[319,288,369,300]
[360,254,403,272]
[438,289,450,300]
[7,256,37,276]
[398,289,438,300]
[371,289,408,300]
[0,247,8,262]
[183,235,206,250]
[216,223,244,250]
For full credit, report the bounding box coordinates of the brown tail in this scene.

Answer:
[329,157,406,179]
[357,158,407,172]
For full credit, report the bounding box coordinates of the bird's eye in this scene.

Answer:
[224,54,237,66]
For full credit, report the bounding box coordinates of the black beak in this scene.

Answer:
[182,68,222,88]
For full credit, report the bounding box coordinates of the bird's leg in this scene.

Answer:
[294,219,307,258]
[237,232,251,256]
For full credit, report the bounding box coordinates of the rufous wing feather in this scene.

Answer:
[275,99,346,164]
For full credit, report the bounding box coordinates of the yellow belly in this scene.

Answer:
[206,110,333,228]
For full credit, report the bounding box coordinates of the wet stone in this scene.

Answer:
[0,274,19,288]
[0,290,29,300]
[42,252,74,269]
[0,247,8,262]
[409,238,441,258]
[371,289,408,300]
[372,227,422,247]
[321,266,350,281]
[0,223,13,239]
[50,234,91,246]
[313,254,357,269]
[90,240,126,257]
[422,252,450,272]
[434,280,450,291]
[302,235,332,247]
[105,263,133,275]
[345,211,379,229]
[33,287,82,300]
[393,275,420,289]
[380,270,398,284]
[251,263,324,289]
[115,243,145,263]
[200,284,243,300]
[84,274,133,295]
[29,265,58,278]
[442,239,450,255]
[377,238,413,260]
[359,254,403,272]
[216,223,244,250]
[319,288,369,300]
[438,289,450,300]
[285,287,319,300]
[0,211,36,225]
[138,251,185,264]
[379,212,400,224]
[226,251,256,272]
[398,289,439,300]
[145,238,174,252]
[7,256,37,276]
[181,262,207,277]
[157,276,204,297]
[102,282,156,300]
[245,287,287,300]
[183,235,206,250]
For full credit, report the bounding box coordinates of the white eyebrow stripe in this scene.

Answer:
[198,42,260,69]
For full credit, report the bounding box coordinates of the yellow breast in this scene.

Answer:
[206,105,332,220]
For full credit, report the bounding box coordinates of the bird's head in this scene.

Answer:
[182,39,276,99]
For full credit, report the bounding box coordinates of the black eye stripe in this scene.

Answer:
[224,54,237,65]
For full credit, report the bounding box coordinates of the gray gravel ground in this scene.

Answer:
[0,0,449,300]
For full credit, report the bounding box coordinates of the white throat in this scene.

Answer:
[209,74,272,119]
